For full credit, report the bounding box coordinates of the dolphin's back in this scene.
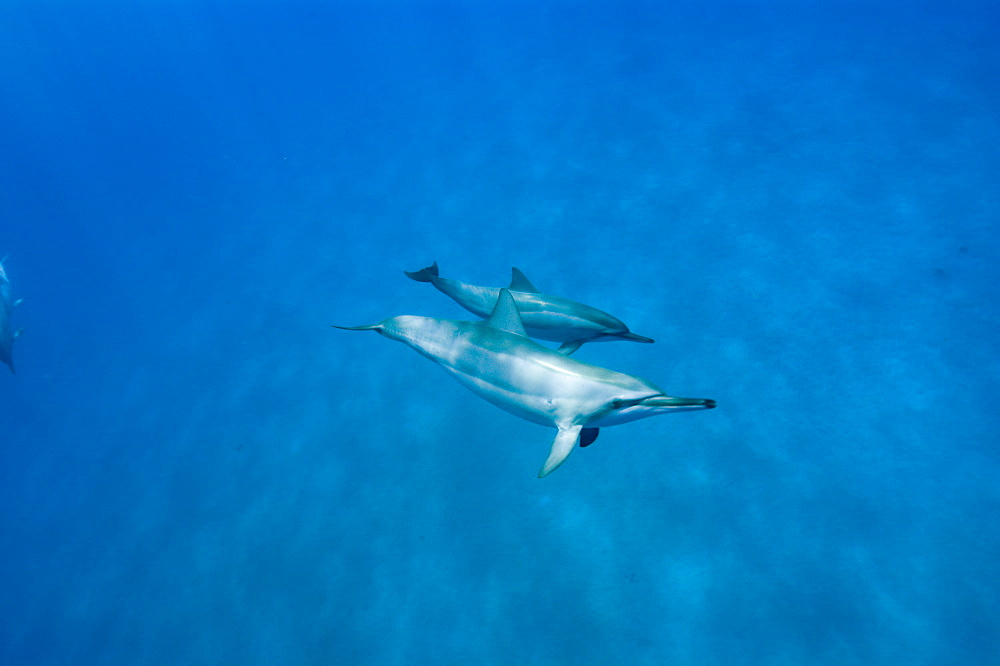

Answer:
[442,283,624,342]
[509,291,625,339]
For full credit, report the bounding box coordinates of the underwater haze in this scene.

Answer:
[2,1,999,663]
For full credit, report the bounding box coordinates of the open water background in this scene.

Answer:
[1,1,998,663]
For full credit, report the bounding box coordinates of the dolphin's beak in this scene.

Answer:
[640,395,716,410]
[616,332,655,343]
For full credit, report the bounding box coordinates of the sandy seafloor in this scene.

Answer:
[1,1,998,664]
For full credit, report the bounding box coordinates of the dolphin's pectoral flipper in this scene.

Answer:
[404,262,440,283]
[556,339,585,356]
[579,428,600,447]
[485,289,528,337]
[509,267,540,293]
[539,424,582,477]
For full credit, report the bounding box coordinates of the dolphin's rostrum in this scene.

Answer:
[0,256,23,374]
[335,289,714,477]
[405,262,653,355]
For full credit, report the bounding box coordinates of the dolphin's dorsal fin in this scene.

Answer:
[539,425,582,477]
[485,289,528,337]
[509,267,539,293]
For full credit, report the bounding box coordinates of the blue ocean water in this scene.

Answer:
[2,0,998,663]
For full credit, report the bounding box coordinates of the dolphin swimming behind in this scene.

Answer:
[335,289,714,477]
[0,257,23,374]
[405,262,654,355]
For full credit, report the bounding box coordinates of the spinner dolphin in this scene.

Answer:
[335,289,714,477]
[405,262,653,355]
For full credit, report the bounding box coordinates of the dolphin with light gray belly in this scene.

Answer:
[0,257,23,374]
[405,262,654,355]
[335,289,714,477]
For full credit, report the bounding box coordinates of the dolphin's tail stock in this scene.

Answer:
[404,262,440,283]
[616,331,655,344]
[331,324,383,332]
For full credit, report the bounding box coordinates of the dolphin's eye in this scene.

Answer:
[611,399,624,409]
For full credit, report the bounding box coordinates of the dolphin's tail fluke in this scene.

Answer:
[404,262,440,283]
